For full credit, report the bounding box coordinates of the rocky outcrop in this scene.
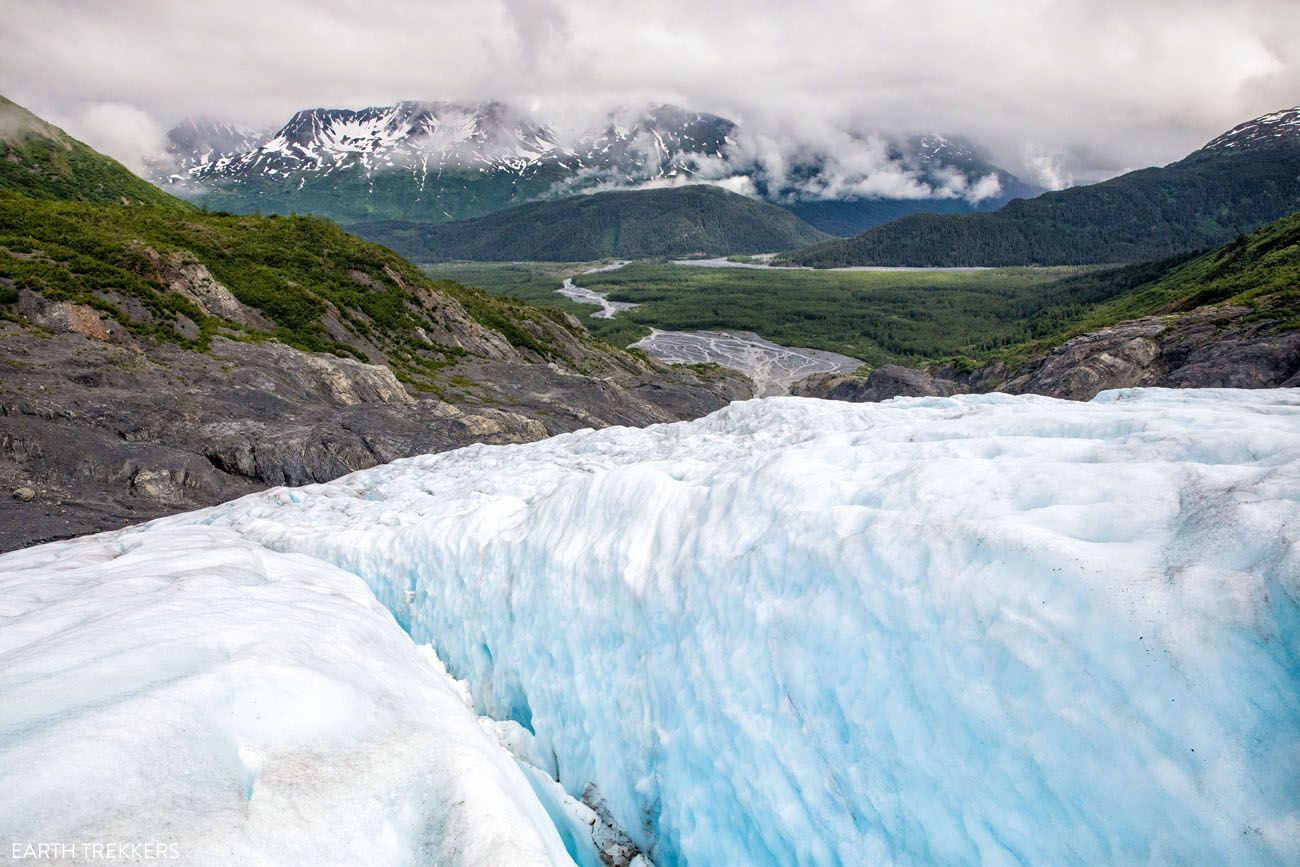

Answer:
[217,340,415,406]
[994,320,1164,400]
[580,784,651,867]
[990,307,1300,398]
[794,306,1299,405]
[135,245,273,329]
[382,265,520,361]
[792,364,966,402]
[16,289,122,343]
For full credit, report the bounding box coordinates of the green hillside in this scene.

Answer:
[0,98,631,389]
[1029,208,1300,343]
[351,185,831,262]
[780,140,1300,267]
[2,198,600,377]
[0,96,179,208]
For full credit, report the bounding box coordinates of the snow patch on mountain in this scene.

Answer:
[1201,106,1300,152]
[190,101,561,181]
[159,101,1033,208]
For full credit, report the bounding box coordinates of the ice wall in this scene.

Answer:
[0,526,576,867]
[181,389,1300,866]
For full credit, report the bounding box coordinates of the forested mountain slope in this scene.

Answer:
[781,106,1300,267]
[795,209,1300,401]
[352,185,830,261]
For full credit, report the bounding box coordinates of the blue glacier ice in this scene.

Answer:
[2,389,1298,866]
[0,525,578,866]
[193,388,1300,866]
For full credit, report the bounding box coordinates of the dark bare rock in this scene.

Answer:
[0,237,748,553]
[794,307,1299,405]
[977,307,1300,400]
[791,364,966,402]
[0,323,747,551]
[580,784,649,867]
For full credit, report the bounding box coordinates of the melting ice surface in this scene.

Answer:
[0,526,577,866]
[3,389,1300,866]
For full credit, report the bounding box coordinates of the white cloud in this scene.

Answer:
[965,173,1004,204]
[1024,144,1076,191]
[2,0,1297,186]
[52,102,167,175]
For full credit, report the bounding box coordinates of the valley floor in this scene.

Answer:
[420,259,1092,364]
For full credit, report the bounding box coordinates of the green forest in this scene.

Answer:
[781,144,1300,267]
[428,207,1300,367]
[426,261,1102,364]
[354,185,829,262]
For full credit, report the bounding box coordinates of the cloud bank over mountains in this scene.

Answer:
[3,0,1297,189]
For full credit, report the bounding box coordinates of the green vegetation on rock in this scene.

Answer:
[0,96,637,391]
[0,96,180,209]
[0,195,611,382]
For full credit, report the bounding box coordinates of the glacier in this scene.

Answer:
[0,525,579,866]
[2,389,1299,866]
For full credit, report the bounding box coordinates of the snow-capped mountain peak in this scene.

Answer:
[192,100,562,180]
[591,104,734,158]
[510,103,740,189]
[1200,105,1300,153]
[156,100,1039,231]
[147,117,270,180]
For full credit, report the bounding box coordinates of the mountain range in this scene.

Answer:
[153,101,1039,235]
[781,106,1300,267]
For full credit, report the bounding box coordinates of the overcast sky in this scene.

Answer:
[2,0,1297,187]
